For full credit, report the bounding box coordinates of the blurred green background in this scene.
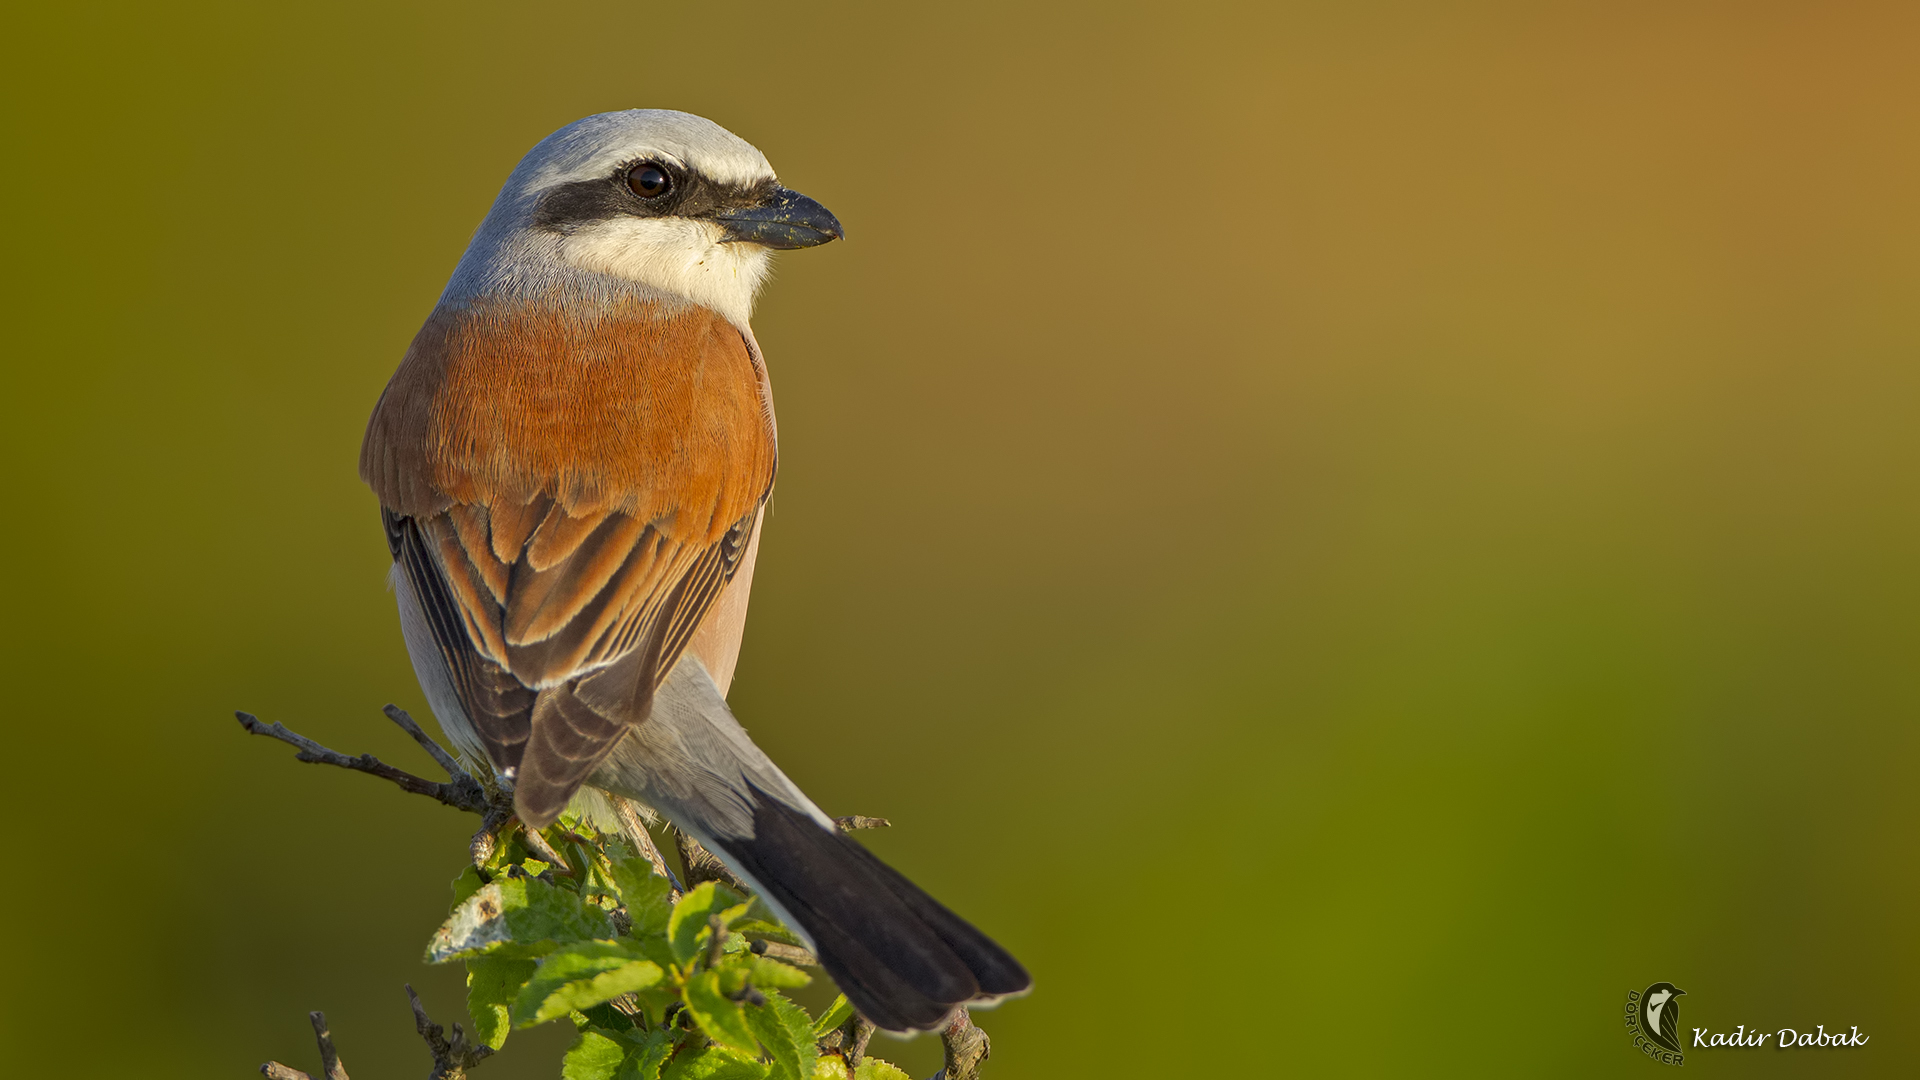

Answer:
[4,1,1917,1076]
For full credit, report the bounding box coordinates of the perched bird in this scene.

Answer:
[1642,983,1685,1053]
[360,109,1029,1031]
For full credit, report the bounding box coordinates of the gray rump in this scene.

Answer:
[590,656,833,841]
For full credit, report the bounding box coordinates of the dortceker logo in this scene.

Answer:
[1625,982,1686,1066]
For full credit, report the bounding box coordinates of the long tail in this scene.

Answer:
[588,658,1031,1032]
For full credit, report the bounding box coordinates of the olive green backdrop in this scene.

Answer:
[4,2,1917,1076]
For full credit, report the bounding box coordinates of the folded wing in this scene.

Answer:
[362,297,776,825]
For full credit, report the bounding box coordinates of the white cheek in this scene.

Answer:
[558,218,772,327]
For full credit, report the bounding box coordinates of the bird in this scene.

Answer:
[359,109,1030,1032]
[1642,983,1685,1053]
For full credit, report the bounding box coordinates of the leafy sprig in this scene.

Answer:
[431,813,905,1080]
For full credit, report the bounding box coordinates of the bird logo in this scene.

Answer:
[1640,982,1687,1054]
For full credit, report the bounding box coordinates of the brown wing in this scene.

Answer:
[362,297,776,826]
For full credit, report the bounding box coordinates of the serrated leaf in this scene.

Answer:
[852,1059,912,1080]
[748,957,811,989]
[620,1027,677,1080]
[682,969,759,1055]
[512,942,664,1027]
[661,1046,770,1080]
[811,1054,851,1080]
[609,851,676,938]
[668,882,743,965]
[744,991,817,1080]
[810,996,853,1039]
[562,1028,628,1080]
[429,877,613,962]
[467,954,537,1050]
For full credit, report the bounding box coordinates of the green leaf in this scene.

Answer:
[748,957,811,990]
[562,1028,628,1080]
[620,1027,678,1080]
[731,918,803,947]
[511,942,665,1027]
[810,996,853,1039]
[428,877,614,962]
[811,1055,851,1080]
[682,969,759,1055]
[852,1059,912,1080]
[466,954,537,1050]
[450,865,488,909]
[576,1002,637,1034]
[667,882,744,965]
[661,1046,770,1080]
[609,850,675,938]
[744,990,817,1080]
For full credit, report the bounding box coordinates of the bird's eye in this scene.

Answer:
[626,163,671,199]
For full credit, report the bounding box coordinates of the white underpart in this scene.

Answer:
[558,216,773,328]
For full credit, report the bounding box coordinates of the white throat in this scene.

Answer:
[555,217,773,327]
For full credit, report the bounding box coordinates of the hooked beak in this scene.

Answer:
[715,186,844,249]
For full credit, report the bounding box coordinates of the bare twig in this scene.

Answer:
[408,984,494,1080]
[929,1009,990,1080]
[611,794,685,897]
[516,822,576,876]
[236,709,488,814]
[844,1014,876,1066]
[749,938,820,967]
[260,1010,348,1080]
[675,829,751,894]
[383,703,466,777]
[835,815,891,832]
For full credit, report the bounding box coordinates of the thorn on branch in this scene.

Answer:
[235,708,489,815]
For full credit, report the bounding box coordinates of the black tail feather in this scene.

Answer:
[710,793,1032,1032]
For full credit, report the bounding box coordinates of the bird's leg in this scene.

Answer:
[468,788,516,867]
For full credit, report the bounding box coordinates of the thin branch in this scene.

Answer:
[749,939,820,968]
[260,1010,348,1080]
[843,1014,876,1067]
[675,830,751,894]
[929,1009,990,1080]
[610,794,685,897]
[408,984,493,1080]
[835,815,891,832]
[516,822,577,876]
[383,703,468,778]
[236,710,488,814]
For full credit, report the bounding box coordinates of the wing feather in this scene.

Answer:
[363,298,776,827]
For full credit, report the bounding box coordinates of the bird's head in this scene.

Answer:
[456,109,843,326]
